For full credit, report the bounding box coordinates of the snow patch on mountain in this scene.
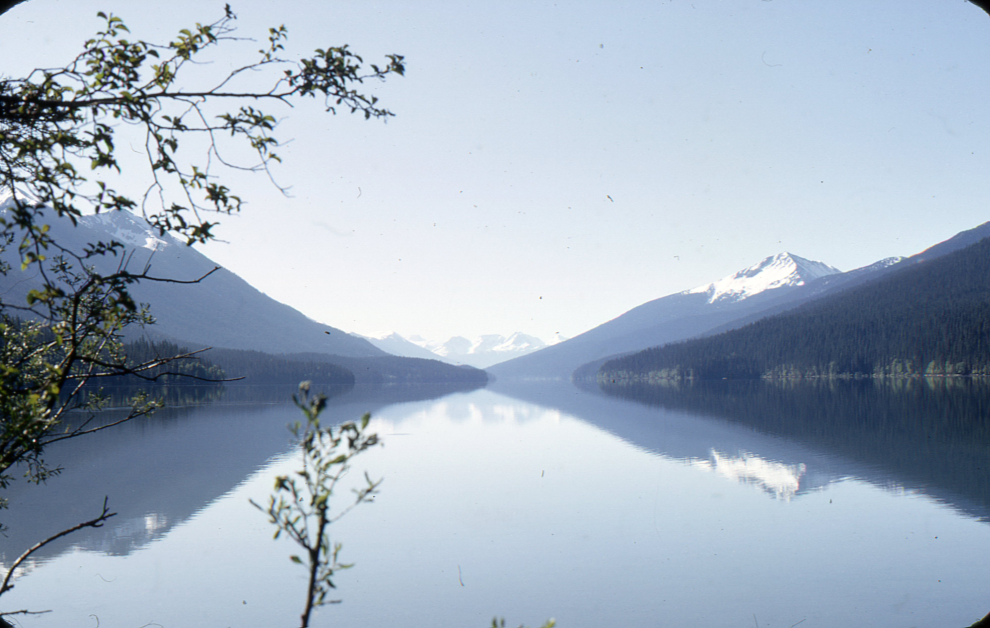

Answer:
[405,334,434,349]
[434,333,553,360]
[430,336,465,357]
[0,189,38,209]
[494,332,545,353]
[686,252,840,304]
[379,331,567,369]
[865,257,905,271]
[83,211,171,252]
[0,193,171,253]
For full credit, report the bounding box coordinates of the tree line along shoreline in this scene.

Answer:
[597,236,990,385]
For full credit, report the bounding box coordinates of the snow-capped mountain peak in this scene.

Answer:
[1,192,172,254]
[363,331,561,369]
[687,252,840,304]
[0,188,40,209]
[434,336,472,358]
[493,332,545,354]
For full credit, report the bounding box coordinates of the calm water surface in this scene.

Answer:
[2,380,989,627]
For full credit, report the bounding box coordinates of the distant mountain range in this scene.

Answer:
[8,197,987,387]
[489,222,990,381]
[354,331,567,369]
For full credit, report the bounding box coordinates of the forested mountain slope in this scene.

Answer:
[574,222,990,382]
[211,349,488,386]
[695,220,990,340]
[601,237,990,381]
[489,253,842,380]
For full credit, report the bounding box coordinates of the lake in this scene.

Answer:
[1,379,989,627]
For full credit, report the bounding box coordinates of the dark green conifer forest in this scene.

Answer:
[601,237,990,381]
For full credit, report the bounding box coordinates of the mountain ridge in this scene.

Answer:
[488,251,848,381]
[490,221,990,382]
[599,234,990,381]
[686,252,840,304]
[359,330,565,369]
[0,205,385,357]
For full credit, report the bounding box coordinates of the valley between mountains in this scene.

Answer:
[3,196,988,387]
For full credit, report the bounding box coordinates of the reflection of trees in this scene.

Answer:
[601,378,990,520]
[0,381,484,567]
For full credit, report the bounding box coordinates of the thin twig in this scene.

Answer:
[0,497,116,595]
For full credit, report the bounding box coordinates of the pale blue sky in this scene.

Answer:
[3,1,989,342]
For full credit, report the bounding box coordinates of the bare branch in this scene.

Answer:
[0,497,115,596]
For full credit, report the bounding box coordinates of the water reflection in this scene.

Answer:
[589,378,990,521]
[697,450,807,501]
[493,380,848,500]
[2,380,989,628]
[0,381,484,567]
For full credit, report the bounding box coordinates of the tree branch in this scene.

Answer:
[0,497,115,596]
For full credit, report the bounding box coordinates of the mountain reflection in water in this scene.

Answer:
[698,450,807,501]
[2,379,989,628]
[592,377,990,521]
[0,381,484,565]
